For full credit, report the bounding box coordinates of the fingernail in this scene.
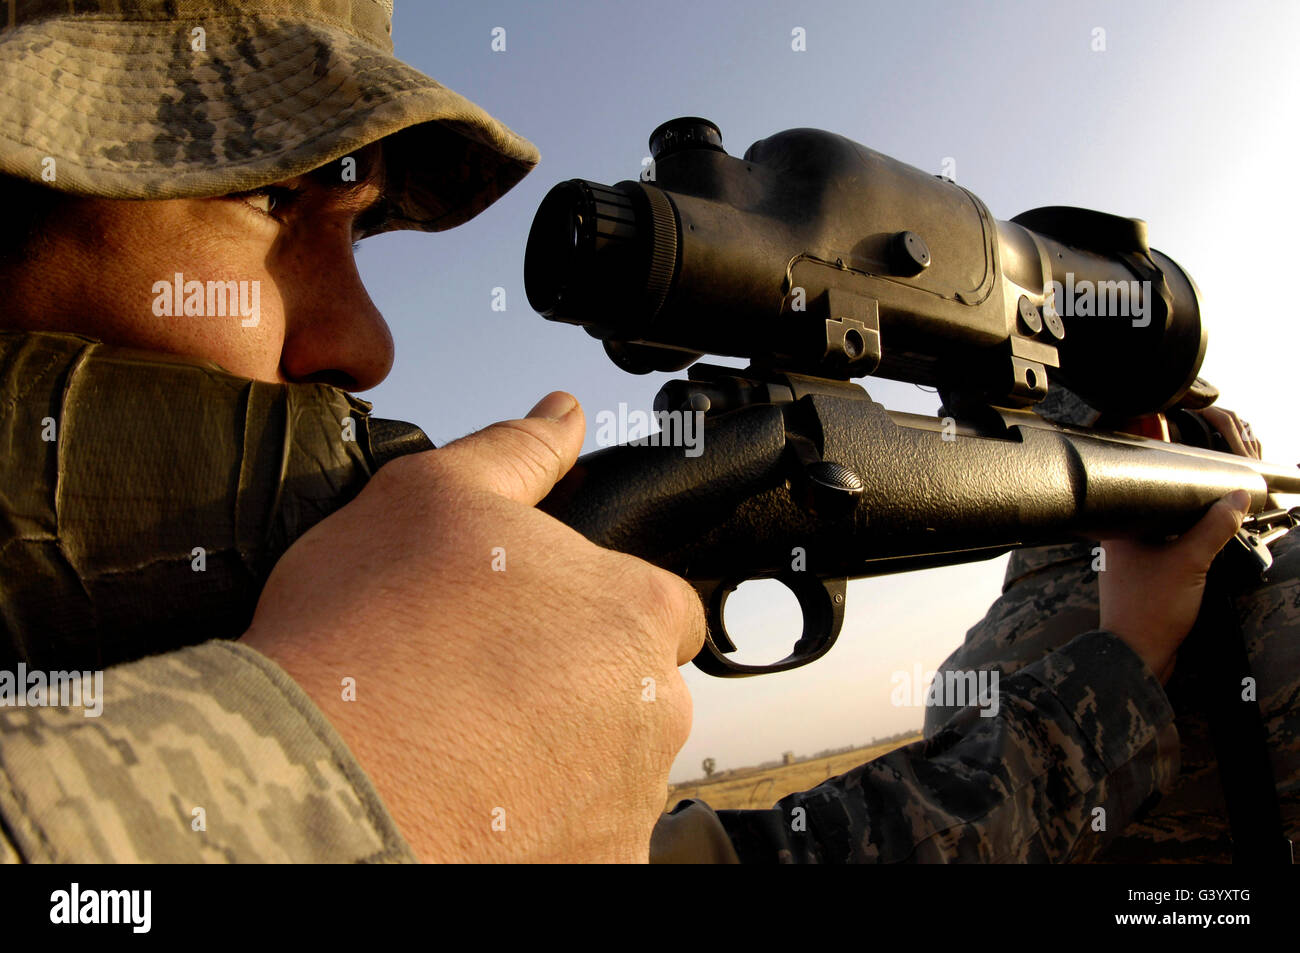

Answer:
[526,392,577,421]
[1226,489,1251,513]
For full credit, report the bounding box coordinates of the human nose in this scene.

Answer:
[277,239,394,391]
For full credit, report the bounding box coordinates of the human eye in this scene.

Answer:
[225,185,299,220]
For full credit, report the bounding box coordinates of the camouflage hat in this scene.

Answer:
[0,0,539,235]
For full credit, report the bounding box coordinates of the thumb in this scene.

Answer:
[1177,489,1252,568]
[432,392,586,505]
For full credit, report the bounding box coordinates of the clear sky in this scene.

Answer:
[360,0,1300,782]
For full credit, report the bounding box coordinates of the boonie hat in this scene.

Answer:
[0,0,539,235]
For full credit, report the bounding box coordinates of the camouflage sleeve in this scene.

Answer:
[0,639,416,863]
[703,630,1179,863]
[922,541,1099,738]
[1102,528,1300,861]
[919,529,1300,862]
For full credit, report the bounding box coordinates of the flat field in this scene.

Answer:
[666,734,922,811]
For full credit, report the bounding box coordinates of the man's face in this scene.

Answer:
[2,143,394,390]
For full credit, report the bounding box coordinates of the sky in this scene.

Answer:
[359,0,1300,782]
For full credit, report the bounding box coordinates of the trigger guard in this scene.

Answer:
[691,574,848,677]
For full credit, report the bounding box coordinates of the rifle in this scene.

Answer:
[3,120,1296,680]
[521,118,1300,676]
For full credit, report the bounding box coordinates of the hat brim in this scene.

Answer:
[0,13,539,235]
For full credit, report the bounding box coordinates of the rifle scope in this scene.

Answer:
[524,118,1206,415]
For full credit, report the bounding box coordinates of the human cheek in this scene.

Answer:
[130,248,288,381]
[40,207,287,381]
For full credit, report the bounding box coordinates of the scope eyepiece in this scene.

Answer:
[525,178,679,335]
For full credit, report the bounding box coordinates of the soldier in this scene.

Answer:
[0,1,1257,864]
[920,391,1298,862]
[0,0,706,864]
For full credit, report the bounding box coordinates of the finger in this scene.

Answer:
[1223,409,1259,459]
[675,581,708,667]
[1240,419,1263,459]
[1202,407,1249,458]
[1226,410,1262,459]
[1176,490,1252,567]
[433,393,587,505]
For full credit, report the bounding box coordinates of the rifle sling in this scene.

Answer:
[1184,538,1293,864]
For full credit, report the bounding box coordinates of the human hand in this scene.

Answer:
[1099,490,1251,683]
[1200,405,1262,459]
[242,392,706,862]
[1117,405,1261,459]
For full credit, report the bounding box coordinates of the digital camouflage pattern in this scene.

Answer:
[921,530,1300,862]
[0,639,416,863]
[654,629,1179,863]
[0,0,538,234]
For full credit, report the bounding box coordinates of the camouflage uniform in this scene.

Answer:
[0,332,421,862]
[653,627,1180,863]
[919,530,1300,863]
[0,641,416,862]
[908,383,1300,862]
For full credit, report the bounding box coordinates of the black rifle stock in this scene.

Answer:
[524,118,1300,676]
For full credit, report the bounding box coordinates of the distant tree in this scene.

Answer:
[703,757,716,778]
